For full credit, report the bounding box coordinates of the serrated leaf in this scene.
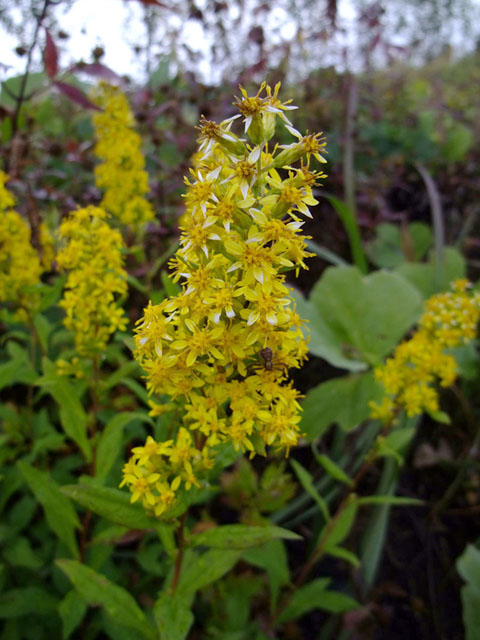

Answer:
[59,590,88,640]
[0,587,57,618]
[37,360,91,460]
[188,524,300,550]
[96,412,152,483]
[154,592,193,640]
[57,560,155,639]
[61,484,174,550]
[18,461,80,558]
[300,372,383,439]
[290,459,330,521]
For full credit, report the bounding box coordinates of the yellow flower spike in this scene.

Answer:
[372,280,480,422]
[0,171,43,313]
[57,205,127,358]
[122,83,328,517]
[92,83,154,230]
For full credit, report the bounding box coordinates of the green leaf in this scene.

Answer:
[0,587,57,618]
[457,545,480,597]
[313,452,353,486]
[243,539,290,609]
[309,266,422,366]
[56,559,156,640]
[119,377,150,406]
[357,495,423,506]
[395,247,466,299]
[327,545,360,568]
[290,459,330,521]
[0,343,36,391]
[375,427,416,464]
[3,536,43,569]
[325,195,368,274]
[154,592,193,640]
[96,412,152,483]
[58,590,88,640]
[177,549,241,598]
[18,461,80,558]
[457,545,480,640]
[323,500,358,551]
[277,578,329,622]
[290,287,366,372]
[37,359,91,460]
[61,484,173,548]
[300,372,383,439]
[188,524,300,550]
[104,361,141,390]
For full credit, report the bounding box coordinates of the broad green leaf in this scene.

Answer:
[0,342,36,391]
[300,372,383,439]
[243,539,290,609]
[0,72,47,108]
[37,359,91,460]
[279,579,359,622]
[18,461,80,558]
[0,587,57,617]
[457,545,480,640]
[290,287,366,372]
[327,545,360,568]
[188,524,300,550]
[177,549,241,598]
[57,559,155,640]
[96,412,152,483]
[323,500,358,551]
[367,222,433,268]
[395,247,466,299]
[59,590,88,640]
[461,586,480,640]
[277,578,329,623]
[309,266,422,366]
[290,459,330,521]
[314,452,353,486]
[3,536,43,569]
[119,377,150,406]
[61,484,174,550]
[154,592,193,640]
[457,545,480,597]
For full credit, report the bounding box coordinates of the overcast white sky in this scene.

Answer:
[0,0,358,83]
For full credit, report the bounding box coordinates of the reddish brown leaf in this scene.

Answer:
[75,62,122,83]
[44,28,58,78]
[54,81,101,111]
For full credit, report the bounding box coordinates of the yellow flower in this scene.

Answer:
[371,280,480,421]
[0,171,43,313]
[92,83,154,229]
[57,206,128,358]
[122,83,327,516]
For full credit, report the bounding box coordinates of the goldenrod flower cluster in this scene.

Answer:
[0,171,43,313]
[371,279,480,421]
[121,83,327,517]
[57,206,128,357]
[92,83,154,229]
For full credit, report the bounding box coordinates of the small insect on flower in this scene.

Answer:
[259,346,274,370]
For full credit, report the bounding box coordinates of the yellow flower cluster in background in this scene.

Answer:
[0,171,43,313]
[121,82,327,517]
[92,83,154,229]
[371,279,480,421]
[57,206,128,357]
